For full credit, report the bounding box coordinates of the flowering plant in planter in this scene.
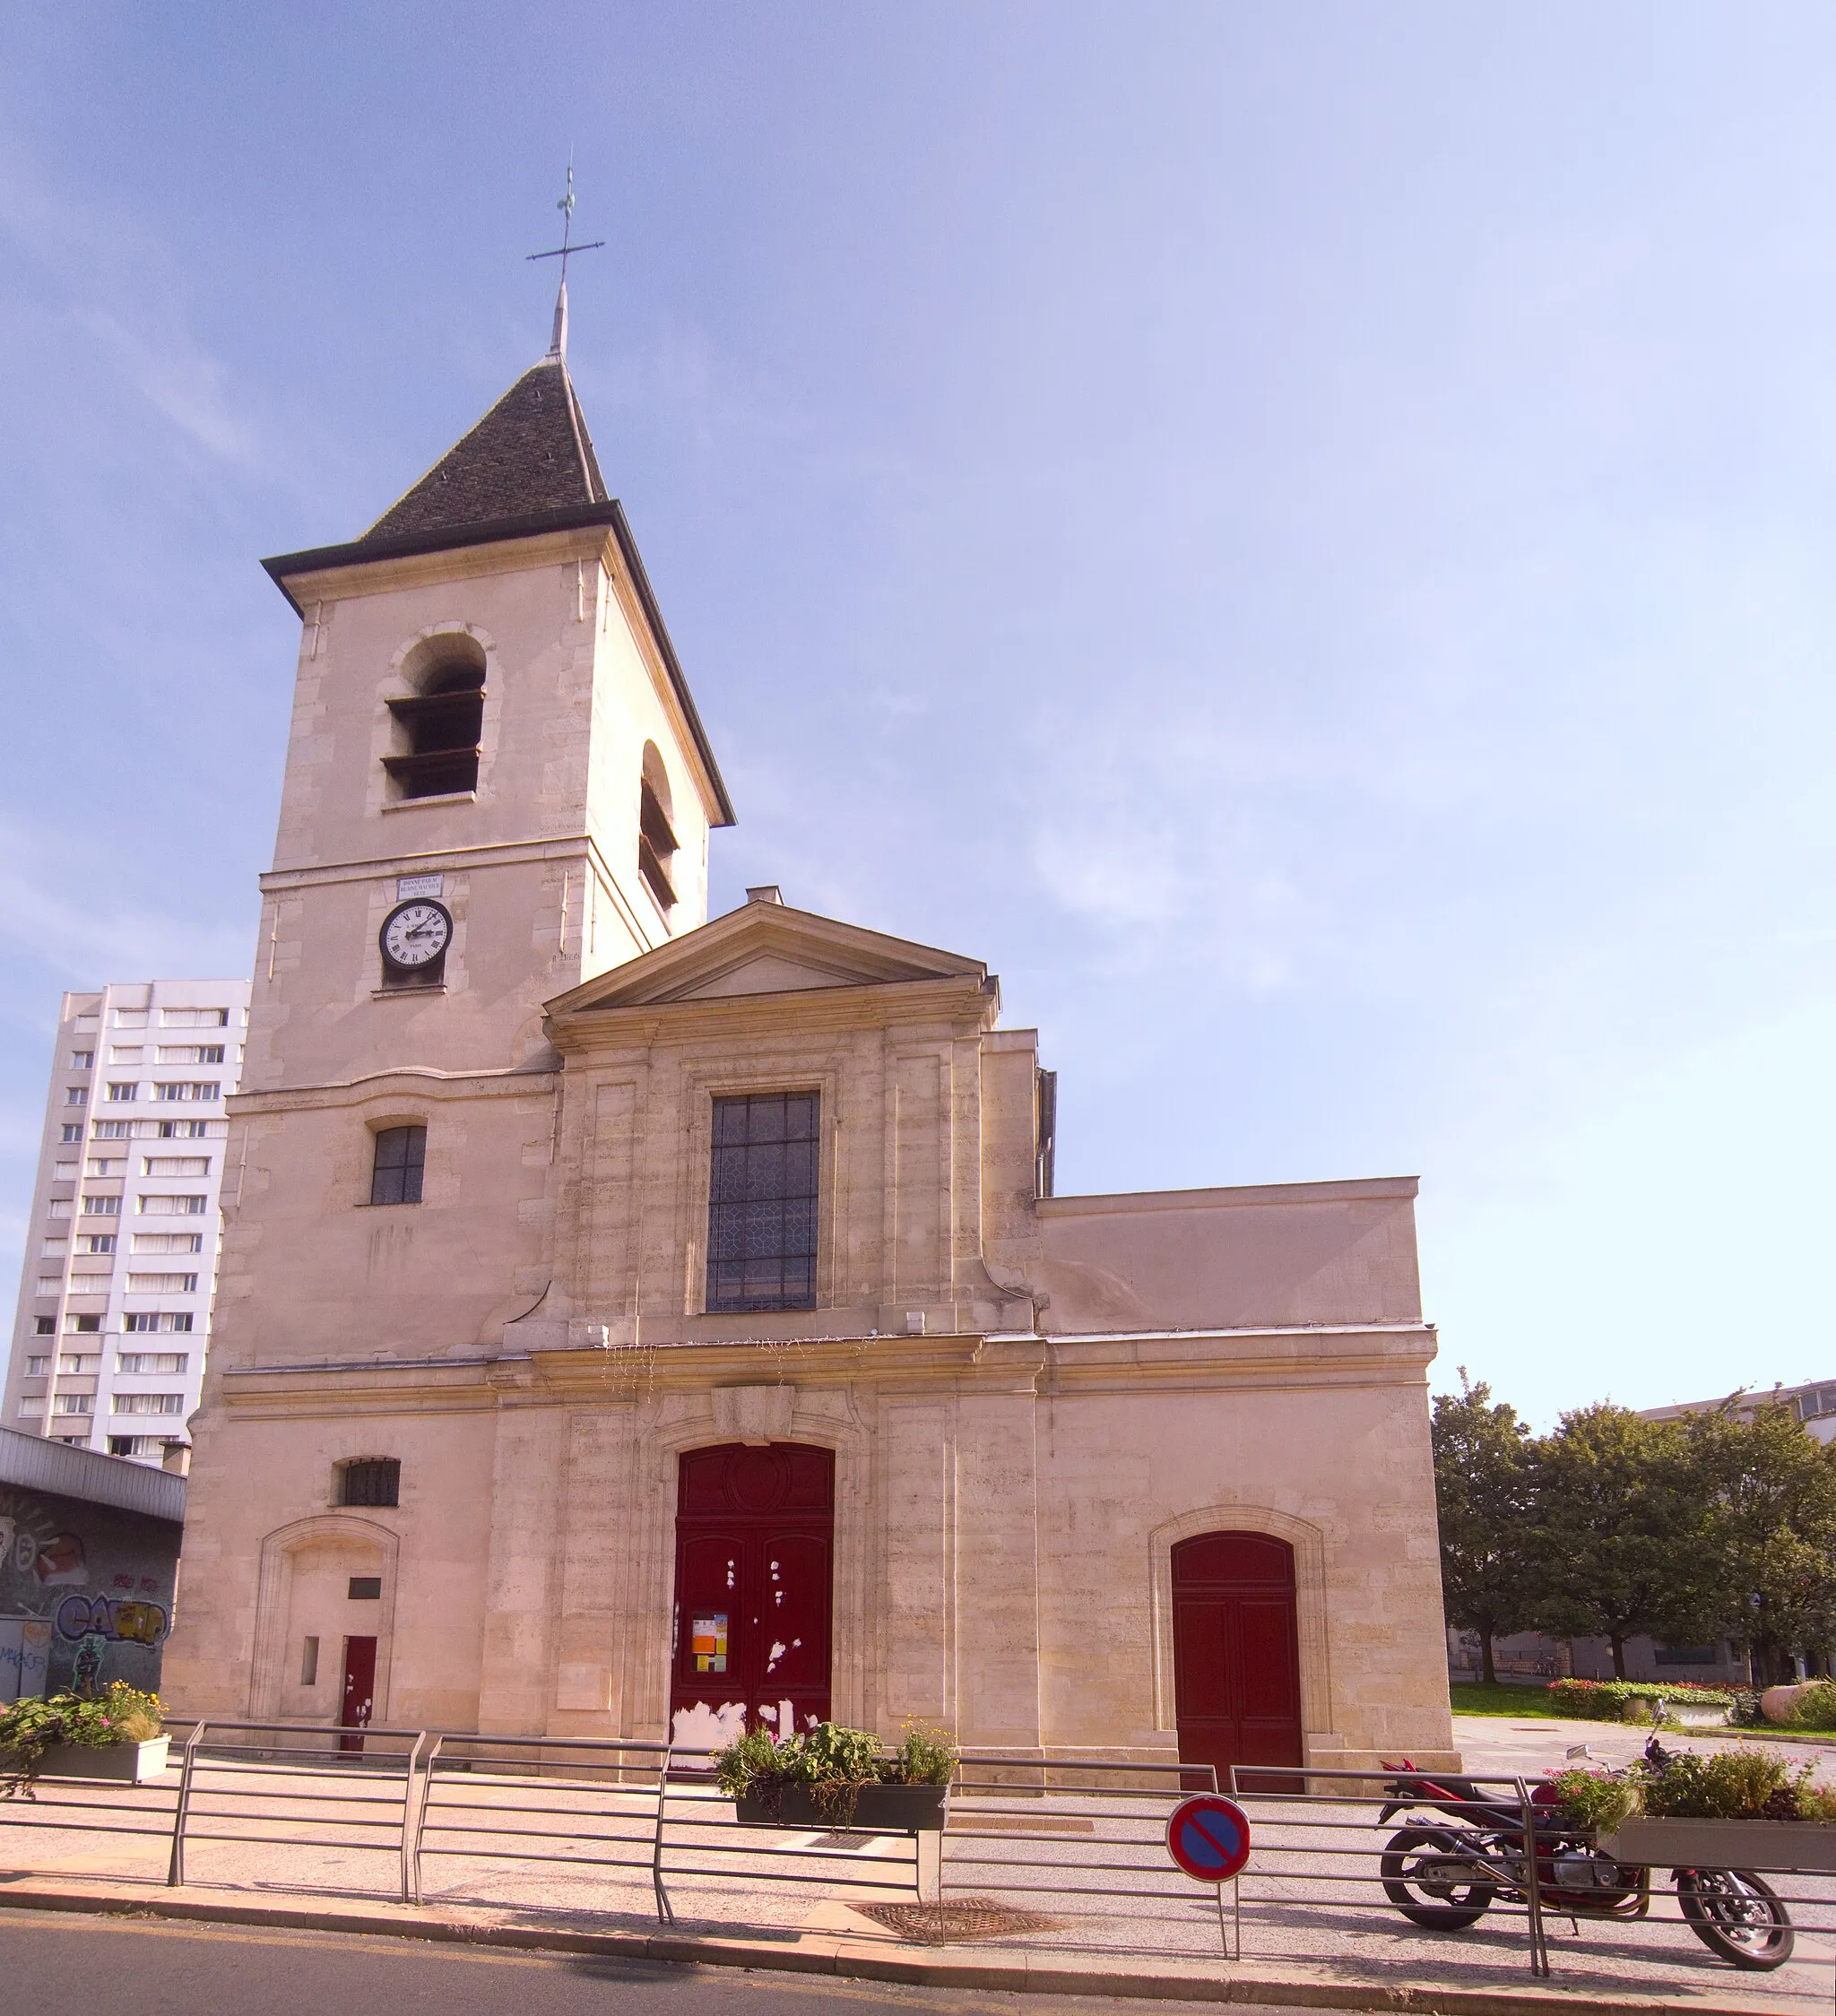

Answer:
[712,1718,957,1827]
[1552,1737,1836,1830]
[0,1683,164,1799]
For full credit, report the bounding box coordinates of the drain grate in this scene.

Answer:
[855,1900,1068,1945]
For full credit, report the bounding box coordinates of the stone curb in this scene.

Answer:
[0,1877,1806,2016]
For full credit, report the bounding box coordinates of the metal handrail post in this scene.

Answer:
[407,1733,443,1906]
[398,1731,429,1904]
[165,1720,206,1887]
[1517,1776,1550,1977]
[651,1743,676,1925]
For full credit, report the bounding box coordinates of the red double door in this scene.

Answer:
[1171,1531,1303,1793]
[670,1441,834,1742]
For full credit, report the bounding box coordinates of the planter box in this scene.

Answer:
[3,1736,171,1786]
[734,1782,948,1831]
[1601,1816,1836,1873]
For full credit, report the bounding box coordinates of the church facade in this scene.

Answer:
[161,314,1458,1778]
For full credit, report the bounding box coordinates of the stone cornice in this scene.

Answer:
[1038,1175,1420,1216]
[261,832,613,895]
[547,973,997,1051]
[229,1062,559,1117]
[212,1321,1435,1420]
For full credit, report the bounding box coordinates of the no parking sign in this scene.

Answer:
[1165,1794,1251,1882]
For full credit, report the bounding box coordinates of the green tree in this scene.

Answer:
[1529,1403,1710,1679]
[1683,1402,1836,1685]
[1432,1371,1536,1685]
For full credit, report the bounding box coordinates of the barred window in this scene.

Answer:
[369,1126,425,1207]
[340,1458,400,1508]
[706,1091,818,1313]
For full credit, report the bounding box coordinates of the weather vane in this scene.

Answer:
[527,155,604,359]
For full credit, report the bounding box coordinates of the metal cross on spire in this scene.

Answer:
[527,156,604,363]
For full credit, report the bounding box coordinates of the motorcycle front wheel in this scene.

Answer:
[1380,1826,1498,1929]
[1675,1869,1794,1970]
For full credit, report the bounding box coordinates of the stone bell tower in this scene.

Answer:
[246,295,733,1097]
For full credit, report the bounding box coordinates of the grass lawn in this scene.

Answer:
[1450,1681,1575,1718]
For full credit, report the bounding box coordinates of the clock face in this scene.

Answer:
[380,899,452,970]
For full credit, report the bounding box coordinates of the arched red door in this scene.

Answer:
[1172,1531,1303,1792]
[670,1442,834,1745]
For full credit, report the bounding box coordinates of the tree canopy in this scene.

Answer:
[1432,1385,1836,1683]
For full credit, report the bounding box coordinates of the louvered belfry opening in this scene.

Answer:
[638,774,678,910]
[384,659,485,800]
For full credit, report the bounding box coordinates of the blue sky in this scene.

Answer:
[2,4,1833,1425]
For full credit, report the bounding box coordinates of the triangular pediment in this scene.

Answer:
[548,902,987,1014]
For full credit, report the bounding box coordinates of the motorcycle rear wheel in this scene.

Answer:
[1381,1826,1497,1929]
[1675,1869,1794,1971]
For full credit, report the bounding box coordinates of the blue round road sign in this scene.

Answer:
[1165,1795,1251,1882]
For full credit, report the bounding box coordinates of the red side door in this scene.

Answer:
[1172,1532,1303,1793]
[671,1443,834,1744]
[339,1635,377,1754]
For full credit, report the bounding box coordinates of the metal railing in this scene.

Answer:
[5,1726,1834,1999]
[1228,1763,1554,1977]
[945,1752,1237,1957]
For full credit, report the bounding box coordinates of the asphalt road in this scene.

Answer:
[0,1909,1253,2016]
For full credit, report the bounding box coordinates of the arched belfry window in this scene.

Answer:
[384,640,486,800]
[638,741,679,913]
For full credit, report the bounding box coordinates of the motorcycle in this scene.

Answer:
[1376,1761,1793,1971]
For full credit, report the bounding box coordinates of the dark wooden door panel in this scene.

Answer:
[339,1634,377,1754]
[1171,1532,1303,1792]
[671,1443,835,1741]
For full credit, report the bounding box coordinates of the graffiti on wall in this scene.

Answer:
[0,1486,179,1695]
[55,1592,169,1647]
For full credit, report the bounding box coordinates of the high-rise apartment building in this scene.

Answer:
[3,980,250,1466]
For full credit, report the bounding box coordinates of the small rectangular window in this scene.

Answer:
[126,1271,199,1293]
[65,1314,101,1335]
[369,1127,426,1206]
[138,1194,207,1216]
[82,1194,123,1216]
[109,1046,145,1065]
[153,1081,220,1103]
[125,1311,194,1334]
[92,1120,131,1140]
[113,1393,185,1415]
[143,1155,211,1176]
[347,1577,383,1601]
[59,1354,100,1374]
[300,1636,320,1685]
[78,1234,117,1255]
[53,1394,94,1416]
[133,1233,204,1254]
[706,1091,819,1312]
[161,1008,229,1027]
[70,1051,94,1069]
[105,1083,135,1103]
[33,1317,54,1337]
[61,1124,82,1143]
[340,1458,400,1507]
[67,1087,90,1105]
[155,1045,225,1065]
[25,1355,49,1375]
[118,1352,189,1375]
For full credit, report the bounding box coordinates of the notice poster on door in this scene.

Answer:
[691,1613,728,1674]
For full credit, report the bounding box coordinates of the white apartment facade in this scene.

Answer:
[4,980,250,1466]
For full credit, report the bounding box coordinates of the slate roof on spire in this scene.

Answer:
[359,358,608,544]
